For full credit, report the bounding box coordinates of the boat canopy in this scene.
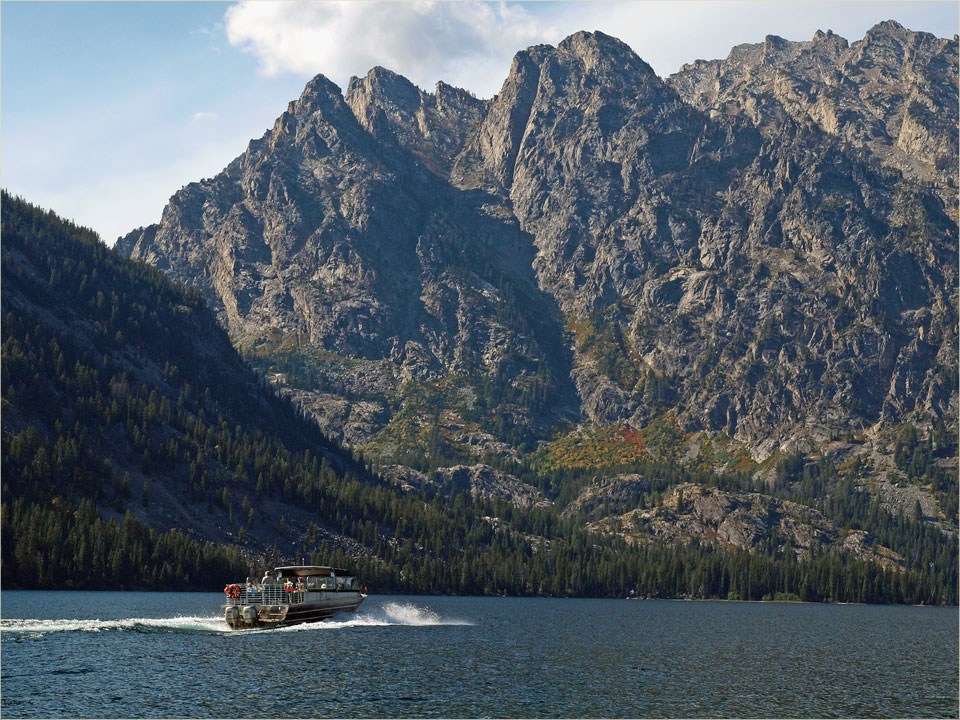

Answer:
[274,566,352,578]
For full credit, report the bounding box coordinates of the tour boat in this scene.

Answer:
[221,565,365,629]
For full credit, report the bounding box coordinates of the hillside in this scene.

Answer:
[8,24,958,604]
[1,192,374,587]
[118,24,956,493]
[6,195,956,602]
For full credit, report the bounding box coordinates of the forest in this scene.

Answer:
[1,192,956,605]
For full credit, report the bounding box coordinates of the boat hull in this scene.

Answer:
[222,592,365,630]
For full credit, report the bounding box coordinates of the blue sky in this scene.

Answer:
[2,1,956,245]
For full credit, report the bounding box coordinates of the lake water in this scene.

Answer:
[0,592,956,718]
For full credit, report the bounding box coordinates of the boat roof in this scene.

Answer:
[273,565,352,577]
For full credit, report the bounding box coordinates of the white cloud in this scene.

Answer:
[225,0,559,97]
[224,1,958,97]
[12,1,950,248]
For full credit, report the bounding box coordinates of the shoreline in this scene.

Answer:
[0,588,955,608]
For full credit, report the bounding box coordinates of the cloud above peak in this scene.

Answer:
[223,1,959,101]
[225,1,557,97]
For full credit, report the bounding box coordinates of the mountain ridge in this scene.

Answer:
[4,147,956,602]
[115,22,957,568]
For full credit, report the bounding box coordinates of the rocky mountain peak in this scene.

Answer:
[556,29,656,76]
[346,66,422,112]
[670,20,958,194]
[762,34,791,59]
[344,66,421,143]
[810,27,850,54]
[119,23,957,470]
[457,28,686,195]
[344,66,484,122]
[345,64,486,179]
[434,80,476,105]
[261,71,373,162]
[295,72,349,116]
[567,32,663,94]
[865,18,907,37]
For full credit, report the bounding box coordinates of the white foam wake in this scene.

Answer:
[380,600,473,626]
[238,601,473,634]
[0,615,229,635]
[0,602,472,637]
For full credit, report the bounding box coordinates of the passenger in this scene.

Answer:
[262,570,277,585]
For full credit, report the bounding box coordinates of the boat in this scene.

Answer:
[221,565,366,629]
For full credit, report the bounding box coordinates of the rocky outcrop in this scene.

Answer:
[119,74,577,448]
[380,462,551,509]
[117,23,957,466]
[380,464,431,492]
[589,483,905,569]
[868,475,943,521]
[433,464,552,509]
[668,22,958,195]
[561,473,650,519]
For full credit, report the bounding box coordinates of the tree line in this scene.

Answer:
[1,191,955,605]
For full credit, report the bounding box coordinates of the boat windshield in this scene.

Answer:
[303,575,356,590]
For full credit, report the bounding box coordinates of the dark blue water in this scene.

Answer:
[1,592,956,718]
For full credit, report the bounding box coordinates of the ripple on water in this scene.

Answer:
[0,594,955,719]
[0,601,472,640]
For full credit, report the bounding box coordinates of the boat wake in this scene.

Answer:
[242,602,473,634]
[0,602,471,638]
[0,615,228,636]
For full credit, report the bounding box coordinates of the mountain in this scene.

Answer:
[669,21,958,199]
[1,192,373,587]
[0,193,793,598]
[118,24,956,480]
[57,22,960,601]
[4,193,956,602]
[120,72,581,463]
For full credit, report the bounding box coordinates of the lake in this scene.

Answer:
[0,592,956,718]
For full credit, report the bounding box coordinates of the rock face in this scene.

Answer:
[589,483,904,569]
[432,465,552,509]
[118,23,957,464]
[1,192,368,558]
[380,463,551,509]
[668,22,958,196]
[120,73,578,450]
[561,474,651,519]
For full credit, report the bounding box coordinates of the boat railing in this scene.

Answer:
[229,578,358,606]
[235,586,304,605]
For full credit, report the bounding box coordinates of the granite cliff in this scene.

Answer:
[117,24,958,544]
[587,482,905,569]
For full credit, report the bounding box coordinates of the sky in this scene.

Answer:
[2,1,957,246]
